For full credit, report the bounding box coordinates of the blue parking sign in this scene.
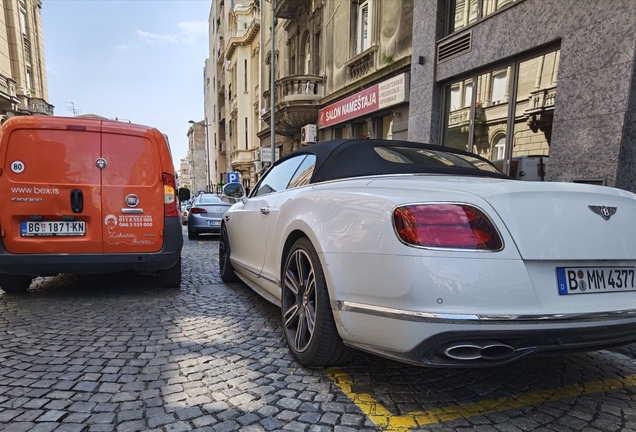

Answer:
[227,172,239,183]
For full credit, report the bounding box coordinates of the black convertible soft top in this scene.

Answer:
[272,139,510,183]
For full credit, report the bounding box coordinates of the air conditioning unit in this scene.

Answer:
[254,161,263,172]
[300,124,317,144]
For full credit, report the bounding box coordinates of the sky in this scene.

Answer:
[41,0,212,167]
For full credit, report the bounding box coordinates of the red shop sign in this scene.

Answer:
[318,85,379,128]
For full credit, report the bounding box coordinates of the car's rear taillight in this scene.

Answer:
[393,204,503,250]
[189,208,207,214]
[162,173,178,217]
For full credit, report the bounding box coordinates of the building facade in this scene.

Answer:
[0,0,53,121]
[257,0,413,175]
[178,158,191,191]
[186,121,208,194]
[409,0,636,190]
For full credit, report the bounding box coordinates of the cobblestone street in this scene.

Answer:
[2,228,636,431]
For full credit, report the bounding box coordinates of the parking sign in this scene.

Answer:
[227,172,239,183]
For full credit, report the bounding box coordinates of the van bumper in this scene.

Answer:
[0,217,183,277]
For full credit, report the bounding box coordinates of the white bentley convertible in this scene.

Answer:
[219,139,636,368]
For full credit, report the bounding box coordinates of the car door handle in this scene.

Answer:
[70,189,84,213]
[260,207,270,215]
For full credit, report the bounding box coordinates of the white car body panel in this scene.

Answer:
[223,150,636,366]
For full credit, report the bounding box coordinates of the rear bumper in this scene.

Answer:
[0,217,183,277]
[188,216,222,234]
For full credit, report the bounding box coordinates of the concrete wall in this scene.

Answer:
[410,0,636,190]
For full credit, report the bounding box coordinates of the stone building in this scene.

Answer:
[186,121,208,194]
[178,158,191,191]
[205,0,260,192]
[0,0,53,121]
[409,0,636,189]
[257,0,413,169]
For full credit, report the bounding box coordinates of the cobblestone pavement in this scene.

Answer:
[2,228,636,431]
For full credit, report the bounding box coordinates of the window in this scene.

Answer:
[253,155,307,196]
[448,0,518,35]
[244,117,248,150]
[288,155,316,189]
[244,60,247,92]
[356,1,371,55]
[442,48,559,177]
[314,32,321,75]
[382,116,394,140]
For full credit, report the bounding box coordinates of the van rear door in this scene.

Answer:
[100,123,164,253]
[0,118,104,253]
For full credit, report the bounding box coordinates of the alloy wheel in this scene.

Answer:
[283,249,317,353]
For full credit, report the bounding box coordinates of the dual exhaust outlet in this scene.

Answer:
[442,341,516,361]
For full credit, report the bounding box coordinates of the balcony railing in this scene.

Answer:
[219,140,226,154]
[219,106,226,121]
[28,98,54,116]
[217,72,225,94]
[0,75,17,99]
[526,85,557,114]
[263,75,323,110]
[230,149,253,165]
[448,106,486,133]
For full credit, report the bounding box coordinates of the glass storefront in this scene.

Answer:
[441,48,560,178]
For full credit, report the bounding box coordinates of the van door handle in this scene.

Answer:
[70,189,84,213]
[260,207,270,215]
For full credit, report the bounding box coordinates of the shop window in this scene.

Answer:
[361,122,369,139]
[382,116,394,140]
[442,48,559,178]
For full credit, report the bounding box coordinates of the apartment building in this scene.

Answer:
[257,0,413,168]
[0,0,53,121]
[409,0,636,190]
[178,158,191,191]
[205,0,260,192]
[186,121,208,194]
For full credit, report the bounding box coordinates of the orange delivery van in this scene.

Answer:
[0,116,183,293]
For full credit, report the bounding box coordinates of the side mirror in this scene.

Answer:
[223,183,246,201]
[178,188,191,202]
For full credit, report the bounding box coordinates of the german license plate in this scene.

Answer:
[208,220,221,227]
[557,267,636,295]
[20,221,86,237]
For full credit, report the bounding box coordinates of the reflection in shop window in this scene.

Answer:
[382,116,394,140]
[442,48,560,179]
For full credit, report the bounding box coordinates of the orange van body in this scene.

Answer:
[0,116,183,292]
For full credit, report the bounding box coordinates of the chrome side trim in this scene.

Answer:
[336,300,636,324]
[121,208,144,214]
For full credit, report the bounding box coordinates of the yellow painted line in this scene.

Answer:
[325,367,636,432]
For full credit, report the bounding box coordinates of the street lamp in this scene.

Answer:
[188,120,212,193]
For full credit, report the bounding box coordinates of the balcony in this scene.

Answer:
[217,71,225,94]
[28,98,54,116]
[274,0,311,19]
[219,140,226,154]
[225,19,260,60]
[0,74,19,111]
[219,106,226,122]
[345,46,378,81]
[525,85,557,144]
[262,75,324,136]
[230,149,253,168]
[217,39,225,64]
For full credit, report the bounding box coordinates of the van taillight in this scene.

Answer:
[162,173,178,217]
[393,204,503,250]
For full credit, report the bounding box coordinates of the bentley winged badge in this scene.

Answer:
[588,205,617,220]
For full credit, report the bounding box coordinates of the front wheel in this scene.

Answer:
[281,237,351,367]
[219,224,239,282]
[0,273,32,294]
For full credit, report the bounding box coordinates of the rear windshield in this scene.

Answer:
[374,146,502,174]
[196,195,227,205]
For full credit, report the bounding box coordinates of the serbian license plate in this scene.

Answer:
[208,220,221,227]
[557,267,636,295]
[20,221,86,237]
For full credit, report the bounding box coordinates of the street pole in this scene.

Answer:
[270,1,276,166]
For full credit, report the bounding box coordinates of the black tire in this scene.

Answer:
[0,273,32,294]
[281,237,352,367]
[219,224,239,282]
[188,229,198,240]
[161,258,181,288]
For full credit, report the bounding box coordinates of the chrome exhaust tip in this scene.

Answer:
[442,341,516,361]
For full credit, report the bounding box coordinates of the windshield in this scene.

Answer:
[195,195,227,205]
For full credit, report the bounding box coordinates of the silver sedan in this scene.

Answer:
[187,194,234,240]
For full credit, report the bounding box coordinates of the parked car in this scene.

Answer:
[181,204,190,225]
[0,116,183,293]
[219,139,636,368]
[187,193,234,239]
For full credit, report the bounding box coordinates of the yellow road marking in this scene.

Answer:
[325,367,636,432]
